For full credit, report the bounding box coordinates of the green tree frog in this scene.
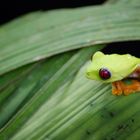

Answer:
[86,51,140,96]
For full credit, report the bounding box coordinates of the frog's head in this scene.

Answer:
[86,51,138,83]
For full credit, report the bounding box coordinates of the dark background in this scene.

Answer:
[0,0,139,56]
[0,0,106,25]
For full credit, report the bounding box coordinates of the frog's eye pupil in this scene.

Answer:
[99,68,111,80]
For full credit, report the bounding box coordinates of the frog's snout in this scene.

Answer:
[86,69,94,79]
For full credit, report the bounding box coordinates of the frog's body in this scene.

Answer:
[86,51,140,95]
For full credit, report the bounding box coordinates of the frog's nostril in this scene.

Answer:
[86,72,91,78]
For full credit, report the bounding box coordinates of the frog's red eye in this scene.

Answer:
[99,68,111,80]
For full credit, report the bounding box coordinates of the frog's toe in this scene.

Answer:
[112,89,122,95]
[112,81,123,95]
[123,89,134,96]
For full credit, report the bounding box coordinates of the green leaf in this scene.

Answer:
[0,50,75,128]
[0,45,104,139]
[0,1,140,140]
[0,64,35,91]
[107,0,140,5]
[0,3,140,75]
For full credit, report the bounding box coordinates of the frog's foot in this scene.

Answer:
[112,80,140,96]
[112,81,123,95]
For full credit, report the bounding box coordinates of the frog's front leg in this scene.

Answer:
[112,81,123,95]
[112,80,140,96]
[123,80,140,95]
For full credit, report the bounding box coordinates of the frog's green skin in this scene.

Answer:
[86,51,140,83]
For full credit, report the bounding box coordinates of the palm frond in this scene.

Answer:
[0,0,140,140]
